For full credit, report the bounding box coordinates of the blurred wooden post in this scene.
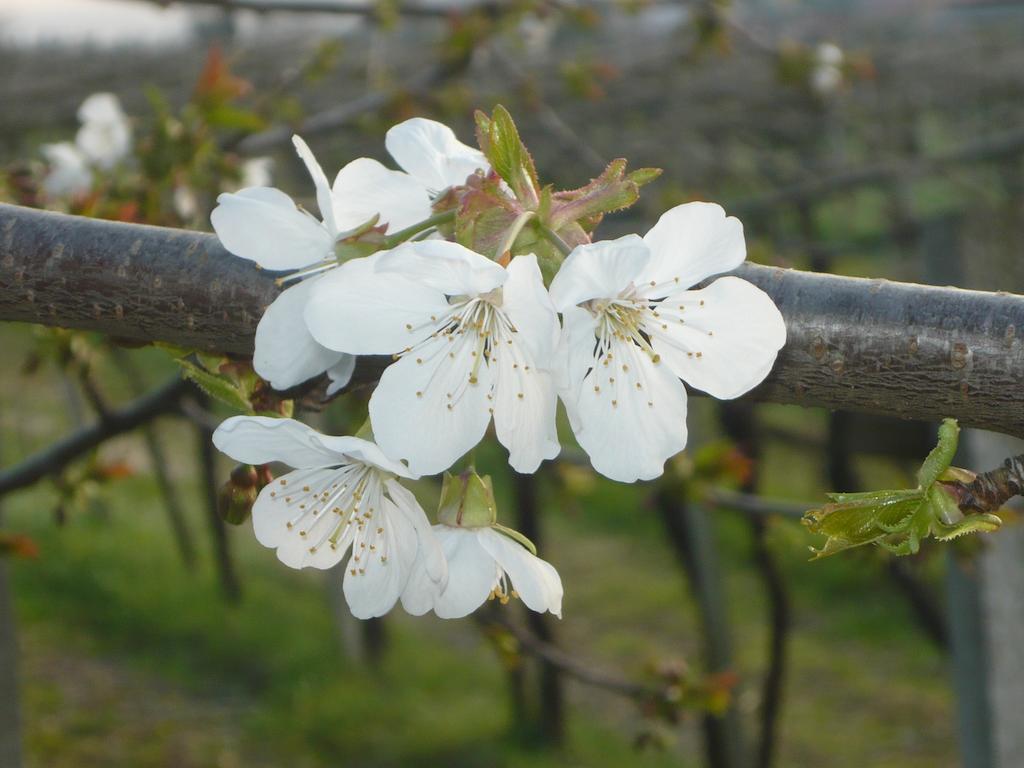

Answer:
[0,428,23,768]
[512,472,565,746]
[924,215,1024,768]
[0,559,22,768]
[657,492,746,768]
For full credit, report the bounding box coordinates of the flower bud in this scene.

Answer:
[437,470,497,528]
[218,464,261,525]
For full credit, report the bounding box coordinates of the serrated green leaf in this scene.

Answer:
[805,418,1000,559]
[484,105,539,204]
[175,359,252,413]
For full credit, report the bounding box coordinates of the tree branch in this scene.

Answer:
[478,612,655,700]
[3,204,1024,436]
[0,377,191,496]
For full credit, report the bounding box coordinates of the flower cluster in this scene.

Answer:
[42,93,132,199]
[211,110,785,620]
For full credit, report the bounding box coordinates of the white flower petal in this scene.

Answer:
[646,276,786,400]
[211,187,333,270]
[374,240,507,297]
[555,305,599,434]
[501,254,560,366]
[548,235,650,310]
[254,277,349,390]
[344,499,417,618]
[292,135,338,235]
[252,467,348,569]
[304,258,450,354]
[385,479,446,583]
[432,527,499,619]
[368,331,494,476]
[491,339,560,474]
[331,157,432,233]
[385,117,487,192]
[325,354,357,396]
[213,416,345,468]
[640,202,746,292]
[313,437,415,479]
[478,528,563,617]
[570,340,688,482]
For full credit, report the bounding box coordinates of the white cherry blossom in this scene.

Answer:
[212,416,446,619]
[211,119,488,392]
[549,202,786,483]
[424,525,563,619]
[40,93,132,199]
[811,42,845,96]
[304,240,561,476]
[40,142,92,199]
[75,92,132,169]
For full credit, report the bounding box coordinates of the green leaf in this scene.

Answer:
[175,359,252,413]
[803,418,1000,558]
[480,105,539,205]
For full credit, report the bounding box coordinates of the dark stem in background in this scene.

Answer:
[719,402,790,768]
[0,377,190,496]
[111,350,197,567]
[477,612,657,700]
[511,472,565,747]
[655,488,745,768]
[193,395,242,603]
[0,465,23,768]
[0,557,21,768]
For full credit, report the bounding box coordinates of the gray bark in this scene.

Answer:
[3,204,1024,436]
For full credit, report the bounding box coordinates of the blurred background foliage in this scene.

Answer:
[2,0,1024,766]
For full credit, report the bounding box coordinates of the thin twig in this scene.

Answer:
[477,613,656,700]
[0,378,191,496]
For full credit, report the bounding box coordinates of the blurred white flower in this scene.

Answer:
[212,416,447,619]
[811,42,844,96]
[240,156,274,188]
[172,184,198,221]
[40,92,132,199]
[305,240,561,476]
[40,142,91,199]
[549,202,786,483]
[75,92,132,169]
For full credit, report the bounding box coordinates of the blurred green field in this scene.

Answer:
[0,323,956,767]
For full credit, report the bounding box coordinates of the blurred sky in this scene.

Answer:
[0,0,363,47]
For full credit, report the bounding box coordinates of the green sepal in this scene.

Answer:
[546,158,645,232]
[627,167,663,187]
[437,470,498,528]
[492,523,538,556]
[175,358,252,413]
